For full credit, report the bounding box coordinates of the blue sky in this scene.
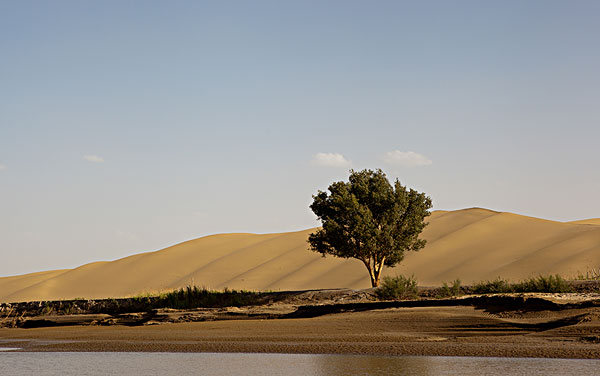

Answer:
[1,1,599,276]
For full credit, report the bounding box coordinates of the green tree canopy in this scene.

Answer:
[308,169,432,287]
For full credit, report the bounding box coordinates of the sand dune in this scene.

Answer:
[1,208,599,302]
[568,218,600,226]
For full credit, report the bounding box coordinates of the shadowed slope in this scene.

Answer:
[1,208,599,302]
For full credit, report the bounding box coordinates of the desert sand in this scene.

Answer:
[1,208,599,302]
[569,219,600,226]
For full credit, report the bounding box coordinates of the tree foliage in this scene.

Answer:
[308,169,432,287]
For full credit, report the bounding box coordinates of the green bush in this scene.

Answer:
[472,278,513,294]
[376,275,418,300]
[440,279,462,297]
[514,274,573,293]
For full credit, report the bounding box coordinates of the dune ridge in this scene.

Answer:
[568,218,600,226]
[1,208,599,303]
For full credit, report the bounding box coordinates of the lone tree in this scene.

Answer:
[308,169,432,287]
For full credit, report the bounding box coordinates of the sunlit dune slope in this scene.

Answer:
[393,208,600,285]
[568,219,600,226]
[1,208,599,302]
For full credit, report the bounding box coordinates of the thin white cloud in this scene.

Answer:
[83,155,104,163]
[0,163,6,170]
[311,152,351,167]
[382,150,432,167]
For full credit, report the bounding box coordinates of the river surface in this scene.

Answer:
[1,351,599,375]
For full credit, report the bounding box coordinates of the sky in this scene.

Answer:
[1,0,599,277]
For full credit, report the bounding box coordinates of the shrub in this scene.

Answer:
[514,274,573,293]
[440,279,462,297]
[472,278,513,294]
[376,275,418,300]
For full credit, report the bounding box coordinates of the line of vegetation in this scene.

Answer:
[146,286,265,310]
[2,274,594,320]
[375,274,582,301]
[0,287,275,319]
[471,275,573,294]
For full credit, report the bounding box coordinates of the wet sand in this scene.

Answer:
[2,306,599,358]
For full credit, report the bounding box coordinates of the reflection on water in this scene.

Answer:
[314,355,600,375]
[0,352,598,376]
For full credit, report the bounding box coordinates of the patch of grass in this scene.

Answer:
[439,279,462,298]
[376,275,418,300]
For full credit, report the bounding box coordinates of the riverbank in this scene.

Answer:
[1,292,599,358]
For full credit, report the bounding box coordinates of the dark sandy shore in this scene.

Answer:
[2,300,600,358]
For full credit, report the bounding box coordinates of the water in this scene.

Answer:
[0,352,598,376]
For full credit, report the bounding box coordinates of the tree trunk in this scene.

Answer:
[372,265,383,287]
[365,259,385,287]
[369,272,378,287]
